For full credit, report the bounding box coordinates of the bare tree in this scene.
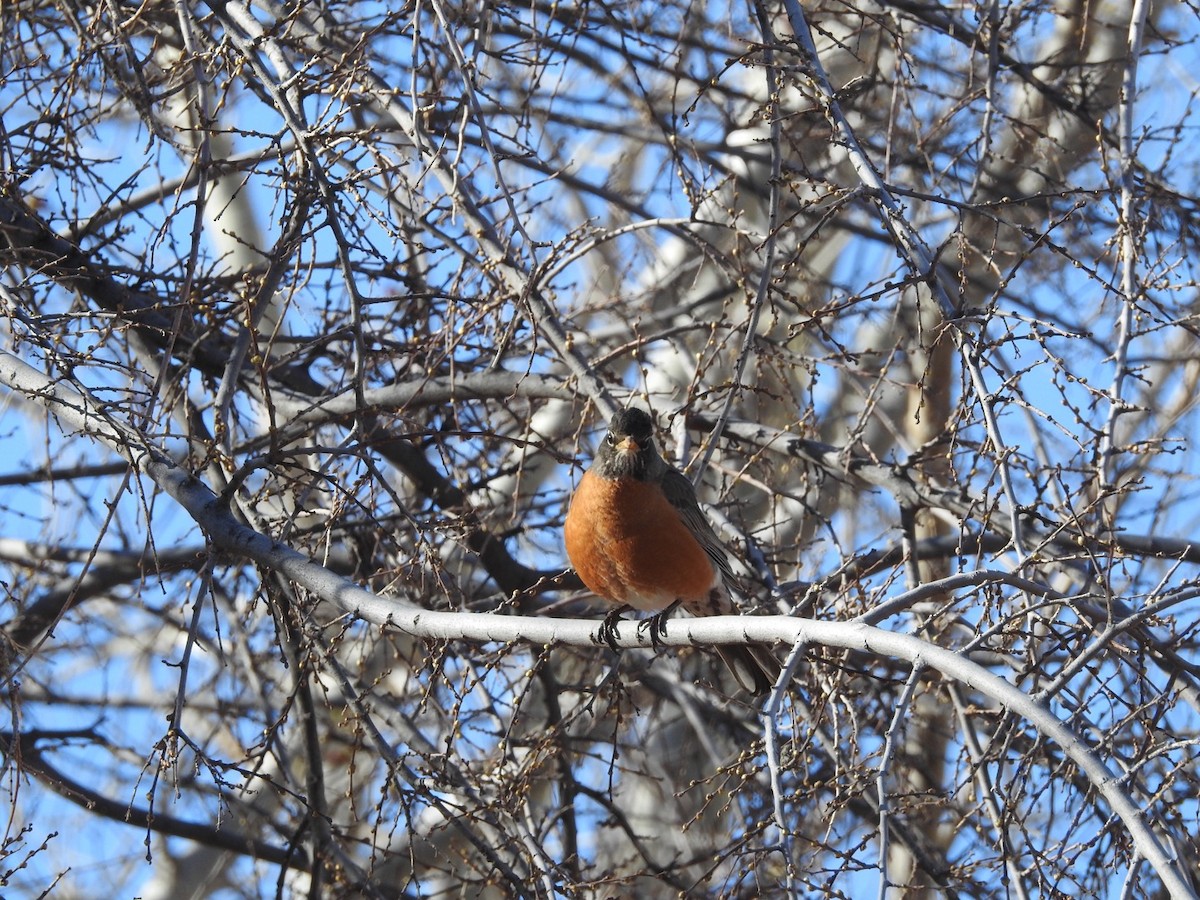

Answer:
[3,1,1200,898]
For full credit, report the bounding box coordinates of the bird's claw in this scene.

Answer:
[637,600,681,650]
[598,604,632,652]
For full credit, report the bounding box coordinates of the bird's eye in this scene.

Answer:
[605,433,617,445]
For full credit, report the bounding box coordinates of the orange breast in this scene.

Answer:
[564,469,720,612]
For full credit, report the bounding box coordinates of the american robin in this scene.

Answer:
[563,408,781,695]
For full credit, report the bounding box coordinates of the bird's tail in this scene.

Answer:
[716,644,784,696]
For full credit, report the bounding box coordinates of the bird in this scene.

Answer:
[563,407,781,695]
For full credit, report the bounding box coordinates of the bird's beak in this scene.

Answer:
[615,436,639,454]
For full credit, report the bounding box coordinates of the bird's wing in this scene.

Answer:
[658,467,737,584]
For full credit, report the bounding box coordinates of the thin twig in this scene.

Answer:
[1098,0,1151,502]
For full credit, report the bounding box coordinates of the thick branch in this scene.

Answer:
[0,345,1189,896]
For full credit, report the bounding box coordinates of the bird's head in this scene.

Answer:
[595,408,659,480]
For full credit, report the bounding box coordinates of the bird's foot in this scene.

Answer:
[637,600,682,650]
[598,604,633,651]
